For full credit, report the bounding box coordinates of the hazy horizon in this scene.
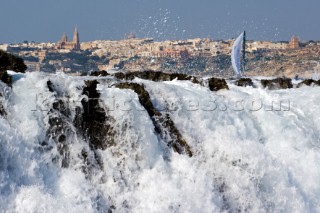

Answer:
[1,0,320,43]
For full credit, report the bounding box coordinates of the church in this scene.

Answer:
[56,27,80,51]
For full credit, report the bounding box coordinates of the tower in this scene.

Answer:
[56,26,81,51]
[61,33,67,42]
[289,35,300,49]
[72,26,80,50]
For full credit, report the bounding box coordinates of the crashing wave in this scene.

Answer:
[0,71,319,212]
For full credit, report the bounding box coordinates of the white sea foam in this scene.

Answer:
[0,72,319,212]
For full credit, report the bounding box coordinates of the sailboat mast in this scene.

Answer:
[241,31,246,73]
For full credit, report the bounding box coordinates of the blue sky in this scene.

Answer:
[1,0,319,43]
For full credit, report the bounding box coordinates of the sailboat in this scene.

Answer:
[231,31,246,78]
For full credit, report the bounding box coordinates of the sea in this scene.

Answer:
[0,71,319,212]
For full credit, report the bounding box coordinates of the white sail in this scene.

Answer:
[231,32,244,77]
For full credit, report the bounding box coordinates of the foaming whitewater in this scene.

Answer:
[0,72,320,212]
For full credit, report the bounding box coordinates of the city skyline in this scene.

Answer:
[1,0,320,43]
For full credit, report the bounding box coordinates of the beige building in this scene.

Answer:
[288,35,300,49]
[247,41,288,52]
[56,27,80,51]
[25,61,41,72]
[38,50,47,63]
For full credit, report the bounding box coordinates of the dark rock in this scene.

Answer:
[58,135,66,143]
[73,80,116,178]
[297,79,320,88]
[47,81,71,117]
[108,205,116,213]
[0,71,12,87]
[235,78,254,87]
[46,79,107,174]
[113,71,201,87]
[90,70,109,77]
[0,50,27,73]
[47,116,70,168]
[48,116,64,134]
[129,71,192,81]
[159,114,193,157]
[114,72,126,80]
[115,82,193,157]
[114,71,193,82]
[52,100,70,117]
[46,82,72,168]
[0,103,6,116]
[80,148,104,178]
[115,83,160,117]
[191,77,201,84]
[261,78,293,89]
[0,90,6,116]
[208,77,229,91]
[74,80,115,150]
[47,80,55,92]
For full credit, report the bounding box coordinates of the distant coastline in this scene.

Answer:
[1,31,320,78]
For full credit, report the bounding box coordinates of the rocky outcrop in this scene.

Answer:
[0,50,27,73]
[46,80,73,168]
[0,88,7,116]
[74,80,115,150]
[208,77,229,91]
[297,79,320,88]
[235,78,254,87]
[261,78,293,89]
[46,79,114,173]
[0,103,6,116]
[0,71,12,87]
[90,70,109,77]
[113,71,193,82]
[0,50,26,86]
[115,82,193,157]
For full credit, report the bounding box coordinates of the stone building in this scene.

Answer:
[151,49,189,58]
[38,50,47,63]
[25,61,41,72]
[56,27,80,51]
[288,35,300,49]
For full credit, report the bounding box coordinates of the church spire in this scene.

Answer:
[72,25,80,50]
[61,32,67,42]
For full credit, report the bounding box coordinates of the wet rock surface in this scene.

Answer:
[47,80,55,92]
[116,82,193,157]
[46,80,73,168]
[261,78,293,89]
[113,71,193,82]
[0,90,6,116]
[297,79,320,88]
[46,79,111,173]
[208,77,229,91]
[74,80,115,150]
[235,78,254,87]
[0,103,6,116]
[90,70,109,77]
[0,71,12,87]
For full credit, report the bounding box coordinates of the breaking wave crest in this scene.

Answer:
[0,72,320,212]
